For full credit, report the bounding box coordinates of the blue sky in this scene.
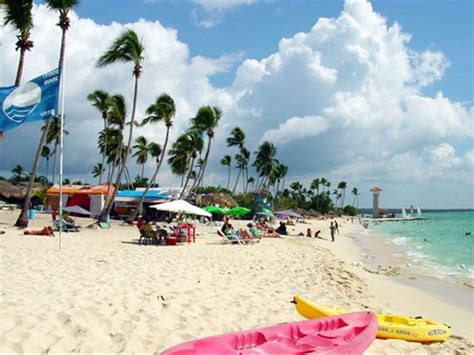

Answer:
[43,0,473,101]
[2,0,473,208]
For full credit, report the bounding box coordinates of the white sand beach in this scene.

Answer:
[0,210,473,354]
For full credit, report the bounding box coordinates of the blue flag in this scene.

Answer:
[0,67,61,132]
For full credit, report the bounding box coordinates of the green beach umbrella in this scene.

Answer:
[228,206,251,217]
[204,205,226,214]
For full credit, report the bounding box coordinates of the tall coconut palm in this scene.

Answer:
[220,155,231,190]
[87,90,110,183]
[226,127,245,193]
[92,163,104,182]
[247,176,255,191]
[41,145,51,183]
[337,181,347,208]
[240,147,250,193]
[254,141,277,189]
[128,94,175,221]
[44,116,69,185]
[351,187,360,209]
[168,131,203,197]
[96,29,144,221]
[103,94,127,200]
[132,135,150,178]
[147,142,162,186]
[5,0,34,85]
[191,106,221,190]
[15,0,78,227]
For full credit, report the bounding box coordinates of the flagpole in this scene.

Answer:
[59,65,66,251]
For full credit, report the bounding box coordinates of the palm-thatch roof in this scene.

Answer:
[0,181,26,200]
[195,193,238,208]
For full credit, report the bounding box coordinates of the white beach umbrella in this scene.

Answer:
[150,200,212,218]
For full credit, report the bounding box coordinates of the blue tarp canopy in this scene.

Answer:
[117,190,169,199]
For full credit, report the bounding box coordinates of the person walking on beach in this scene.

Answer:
[330,221,336,242]
[334,220,339,234]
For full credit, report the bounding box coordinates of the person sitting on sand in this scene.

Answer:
[306,228,312,238]
[275,222,287,235]
[314,230,321,238]
[140,220,156,240]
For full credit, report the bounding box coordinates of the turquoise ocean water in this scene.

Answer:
[369,211,474,279]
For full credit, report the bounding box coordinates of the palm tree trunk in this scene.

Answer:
[226,166,231,190]
[181,157,195,198]
[195,138,212,190]
[45,158,49,184]
[100,74,140,222]
[52,148,57,185]
[125,165,133,189]
[14,120,51,227]
[128,126,170,221]
[180,174,185,187]
[99,119,107,185]
[232,167,241,193]
[15,48,26,86]
[141,163,145,179]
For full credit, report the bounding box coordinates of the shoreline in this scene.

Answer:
[326,220,474,341]
[0,211,472,353]
[348,225,473,311]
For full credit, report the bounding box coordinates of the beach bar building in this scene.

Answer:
[114,190,169,218]
[46,184,114,217]
[370,186,383,218]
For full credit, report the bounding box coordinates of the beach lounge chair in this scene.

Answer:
[53,219,81,232]
[217,230,247,245]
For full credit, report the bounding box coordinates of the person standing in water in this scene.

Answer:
[330,221,336,242]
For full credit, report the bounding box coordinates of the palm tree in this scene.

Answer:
[168,131,203,195]
[96,29,145,222]
[92,163,105,183]
[337,181,347,208]
[44,116,69,185]
[274,163,288,197]
[320,178,327,194]
[15,0,79,227]
[103,94,127,201]
[87,90,110,183]
[247,176,255,191]
[147,142,162,185]
[128,94,175,221]
[351,187,360,209]
[132,135,150,178]
[332,189,341,208]
[240,147,250,192]
[191,106,221,190]
[11,164,25,183]
[5,0,34,85]
[41,145,51,183]
[226,127,245,193]
[253,141,277,189]
[220,155,231,190]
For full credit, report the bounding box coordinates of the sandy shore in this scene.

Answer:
[0,210,472,353]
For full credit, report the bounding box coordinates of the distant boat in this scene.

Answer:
[416,205,422,217]
[401,207,407,218]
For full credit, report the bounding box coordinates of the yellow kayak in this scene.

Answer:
[293,294,451,342]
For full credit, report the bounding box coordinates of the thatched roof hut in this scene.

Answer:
[0,181,26,200]
[195,193,238,208]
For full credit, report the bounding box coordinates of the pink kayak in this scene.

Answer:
[162,311,377,354]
